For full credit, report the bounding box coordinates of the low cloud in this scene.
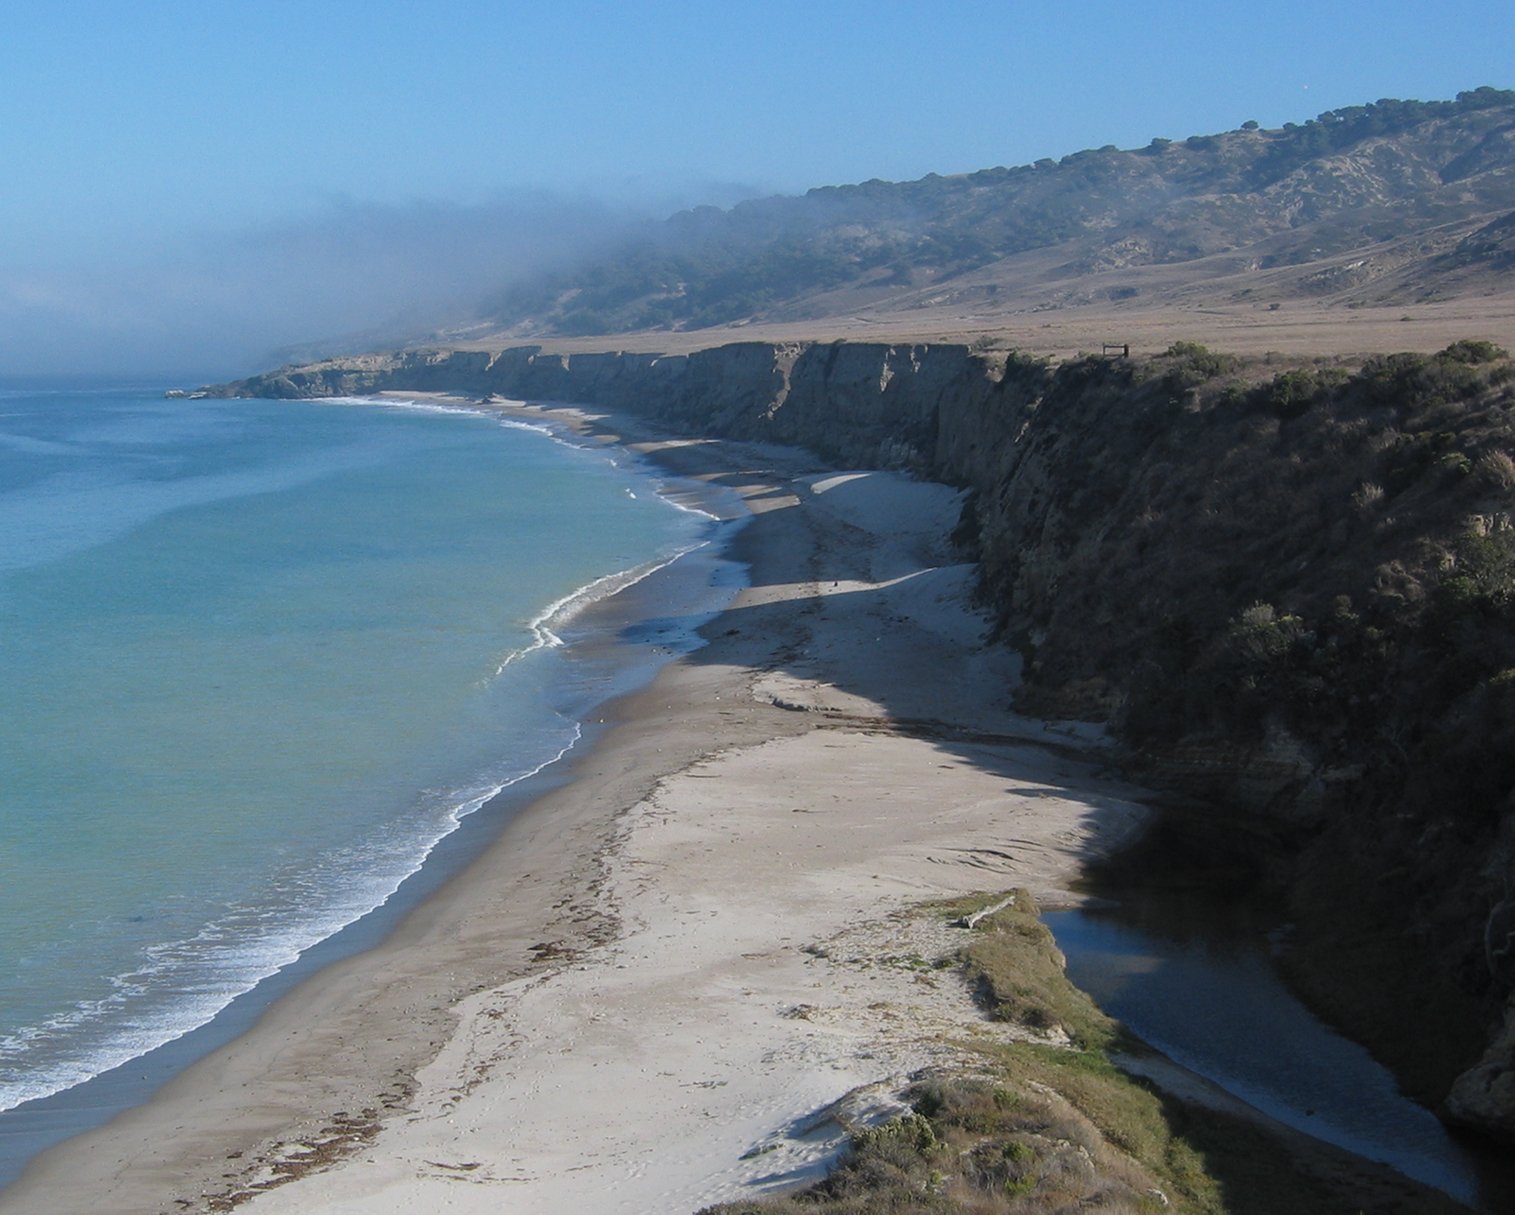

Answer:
[0,191,655,380]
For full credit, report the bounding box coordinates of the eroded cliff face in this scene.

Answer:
[216,339,1515,1142]
[228,342,1007,475]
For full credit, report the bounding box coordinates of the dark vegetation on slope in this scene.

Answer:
[968,340,1515,1127]
[483,88,1515,334]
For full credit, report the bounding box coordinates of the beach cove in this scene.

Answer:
[9,391,1492,1215]
[0,396,1166,1214]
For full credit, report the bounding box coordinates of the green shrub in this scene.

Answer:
[1259,368,1327,417]
[850,1113,938,1159]
[1439,339,1508,364]
[1158,341,1238,389]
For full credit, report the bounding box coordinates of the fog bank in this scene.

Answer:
[0,192,654,381]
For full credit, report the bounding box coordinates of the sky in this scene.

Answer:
[1,0,1512,378]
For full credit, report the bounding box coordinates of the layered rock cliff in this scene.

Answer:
[215,339,1515,1142]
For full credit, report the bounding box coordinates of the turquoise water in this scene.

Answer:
[0,385,726,1115]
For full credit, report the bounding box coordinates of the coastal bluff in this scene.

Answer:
[213,338,1515,1142]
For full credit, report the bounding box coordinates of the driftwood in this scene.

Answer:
[957,894,1016,930]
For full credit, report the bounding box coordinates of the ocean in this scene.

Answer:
[0,383,739,1167]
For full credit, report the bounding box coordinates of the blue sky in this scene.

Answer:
[1,0,1511,375]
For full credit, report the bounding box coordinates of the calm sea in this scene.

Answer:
[0,384,735,1127]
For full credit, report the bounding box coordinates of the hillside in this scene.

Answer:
[471,88,1515,345]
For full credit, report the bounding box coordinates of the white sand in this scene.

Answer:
[3,406,1150,1215]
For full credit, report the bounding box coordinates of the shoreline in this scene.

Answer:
[1,399,1154,1213]
[0,394,744,1190]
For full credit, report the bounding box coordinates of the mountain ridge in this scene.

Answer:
[469,88,1515,344]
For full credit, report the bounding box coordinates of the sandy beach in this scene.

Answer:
[0,401,1153,1215]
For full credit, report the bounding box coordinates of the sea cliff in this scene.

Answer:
[215,338,1515,1142]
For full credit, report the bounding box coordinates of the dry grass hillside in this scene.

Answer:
[434,89,1515,363]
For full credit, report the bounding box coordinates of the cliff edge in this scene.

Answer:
[213,338,1515,1143]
